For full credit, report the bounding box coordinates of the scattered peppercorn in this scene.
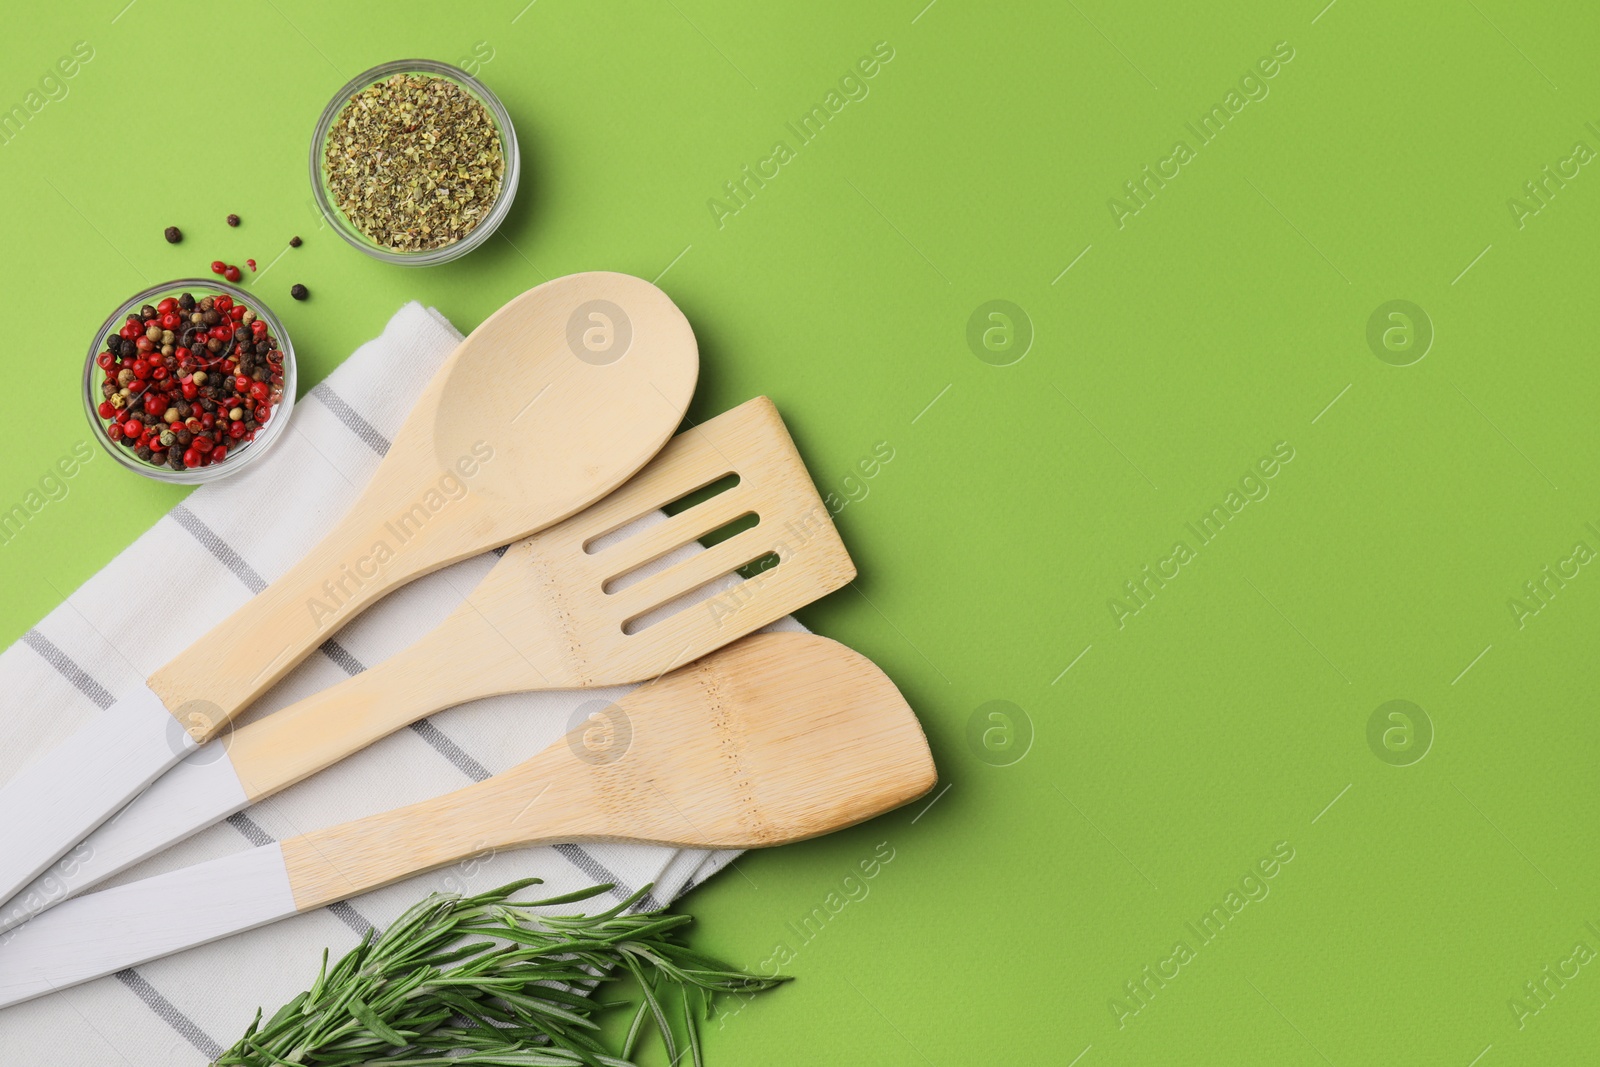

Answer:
[164,227,183,244]
[247,259,257,272]
[224,265,242,282]
[94,291,286,472]
[210,261,225,275]
[289,236,302,248]
[226,214,240,227]
[290,284,308,301]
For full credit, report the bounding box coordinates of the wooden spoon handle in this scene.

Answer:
[145,473,483,736]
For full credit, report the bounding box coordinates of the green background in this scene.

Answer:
[3,0,1598,1062]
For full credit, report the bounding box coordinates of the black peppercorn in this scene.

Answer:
[140,304,157,320]
[290,284,308,301]
[233,327,249,344]
[226,214,240,227]
[178,293,195,311]
[289,236,302,248]
[164,226,182,244]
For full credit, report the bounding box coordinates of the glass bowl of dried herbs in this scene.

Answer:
[83,279,298,483]
[311,60,519,266]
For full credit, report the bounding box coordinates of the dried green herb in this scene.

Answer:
[324,72,505,252]
[213,879,786,1067]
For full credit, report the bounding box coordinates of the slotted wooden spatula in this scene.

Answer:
[0,632,936,1009]
[0,272,699,906]
[1,397,852,928]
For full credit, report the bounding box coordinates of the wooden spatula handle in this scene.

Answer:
[145,474,485,736]
[223,606,531,801]
[279,747,596,912]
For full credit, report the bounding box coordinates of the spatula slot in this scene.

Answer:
[621,548,784,635]
[582,473,740,555]
[603,512,761,595]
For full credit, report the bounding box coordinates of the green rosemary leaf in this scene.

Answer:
[214,879,787,1067]
[623,956,676,1066]
[348,996,410,1048]
[620,998,650,1060]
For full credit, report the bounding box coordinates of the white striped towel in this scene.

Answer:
[0,302,759,1064]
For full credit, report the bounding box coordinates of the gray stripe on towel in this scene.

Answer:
[311,382,391,456]
[21,630,115,710]
[168,505,367,681]
[114,969,223,1060]
[554,844,659,910]
[325,900,376,936]
[224,812,275,848]
[170,504,267,594]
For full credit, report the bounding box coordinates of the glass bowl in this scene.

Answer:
[310,59,520,266]
[83,279,297,484]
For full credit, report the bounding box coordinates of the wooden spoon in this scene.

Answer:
[0,632,936,1009]
[1,397,853,925]
[0,272,699,905]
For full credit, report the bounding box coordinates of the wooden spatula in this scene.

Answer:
[0,632,936,1009]
[0,272,699,906]
[0,397,853,927]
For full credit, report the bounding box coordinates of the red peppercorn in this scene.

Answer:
[159,312,180,331]
[183,448,200,467]
[121,418,142,437]
[214,295,233,312]
[229,306,246,322]
[234,375,250,392]
[224,266,241,282]
[256,404,271,423]
[228,421,247,440]
[152,367,169,381]
[249,381,269,401]
[193,436,213,453]
[127,379,147,396]
[250,321,267,339]
[119,323,139,340]
[143,394,167,416]
[181,381,198,399]
[96,351,114,369]
[98,401,114,419]
[157,298,177,314]
[210,261,225,275]
[130,359,151,379]
[135,337,155,353]
[211,446,228,463]
[201,412,215,430]
[108,424,124,442]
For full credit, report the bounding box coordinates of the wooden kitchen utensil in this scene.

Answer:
[1,397,854,928]
[0,272,699,905]
[0,632,936,1009]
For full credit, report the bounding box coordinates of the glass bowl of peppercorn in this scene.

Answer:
[311,59,519,266]
[83,279,297,483]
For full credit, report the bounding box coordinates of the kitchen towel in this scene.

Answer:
[0,302,762,1064]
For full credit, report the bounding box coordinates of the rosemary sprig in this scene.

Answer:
[214,879,787,1067]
